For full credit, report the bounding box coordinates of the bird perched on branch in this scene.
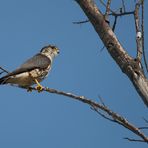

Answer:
[0,45,59,92]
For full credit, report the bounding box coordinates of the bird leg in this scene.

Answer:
[34,79,44,92]
[28,73,44,92]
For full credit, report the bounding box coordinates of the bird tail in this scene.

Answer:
[0,76,8,85]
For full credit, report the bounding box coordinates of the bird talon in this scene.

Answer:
[35,84,43,92]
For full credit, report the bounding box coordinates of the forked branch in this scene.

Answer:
[75,0,148,106]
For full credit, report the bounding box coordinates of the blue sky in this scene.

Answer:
[0,0,148,148]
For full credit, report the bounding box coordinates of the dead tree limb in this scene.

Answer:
[25,86,148,142]
[104,0,112,21]
[75,0,148,107]
[134,1,142,61]
[141,0,148,72]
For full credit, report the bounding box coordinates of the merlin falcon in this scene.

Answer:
[0,45,59,91]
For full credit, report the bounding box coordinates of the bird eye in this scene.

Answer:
[52,46,59,54]
[57,50,60,54]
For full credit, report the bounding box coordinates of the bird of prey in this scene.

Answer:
[0,45,59,91]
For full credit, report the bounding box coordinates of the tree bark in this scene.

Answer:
[75,0,148,107]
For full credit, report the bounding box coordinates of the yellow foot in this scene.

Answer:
[33,78,44,92]
[35,84,44,92]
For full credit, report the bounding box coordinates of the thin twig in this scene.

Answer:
[112,16,118,32]
[138,127,148,130]
[0,66,9,74]
[124,137,146,142]
[143,117,148,124]
[109,11,134,33]
[91,106,116,122]
[99,45,105,53]
[73,19,89,24]
[121,0,126,12]
[98,95,106,107]
[99,0,115,14]
[109,11,134,17]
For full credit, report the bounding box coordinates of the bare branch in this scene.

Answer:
[143,117,148,124]
[141,0,148,73]
[21,86,148,142]
[124,137,147,142]
[73,19,89,24]
[99,0,134,17]
[121,0,126,12]
[98,95,106,107]
[109,10,134,32]
[75,0,148,106]
[134,1,143,61]
[112,16,118,32]
[91,106,116,122]
[104,0,112,21]
[99,0,115,14]
[109,11,134,16]
[0,66,9,75]
[138,127,148,130]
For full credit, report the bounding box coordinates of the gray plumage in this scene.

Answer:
[0,45,59,87]
[3,54,51,78]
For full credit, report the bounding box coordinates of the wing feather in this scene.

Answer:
[1,54,51,78]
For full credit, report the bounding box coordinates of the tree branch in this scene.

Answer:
[143,117,148,124]
[124,137,147,142]
[99,0,115,14]
[109,11,134,17]
[104,0,112,21]
[134,1,142,61]
[0,66,9,75]
[75,0,148,107]
[73,19,89,24]
[112,15,118,32]
[22,86,148,142]
[121,0,126,12]
[141,0,148,73]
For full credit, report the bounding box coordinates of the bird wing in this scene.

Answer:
[3,53,51,78]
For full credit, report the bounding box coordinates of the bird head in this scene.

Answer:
[40,45,59,59]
